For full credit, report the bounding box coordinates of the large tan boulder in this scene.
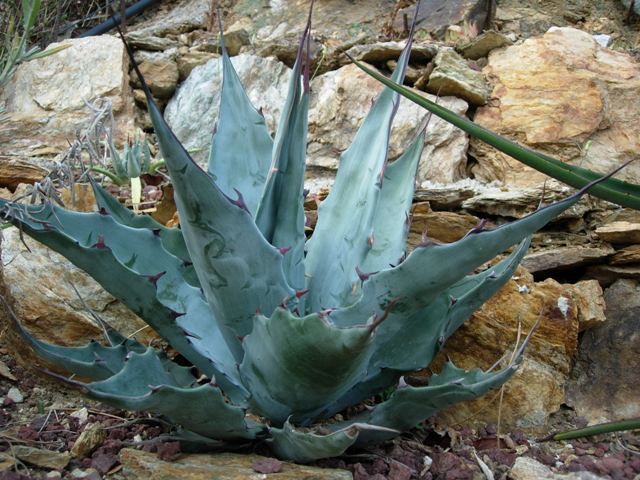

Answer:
[0,36,135,186]
[436,266,605,430]
[471,27,640,187]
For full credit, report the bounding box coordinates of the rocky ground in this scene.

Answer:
[0,350,637,479]
[0,0,639,478]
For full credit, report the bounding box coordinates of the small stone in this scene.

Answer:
[70,407,89,424]
[426,48,490,105]
[71,468,101,480]
[457,30,513,59]
[595,222,640,244]
[12,446,70,470]
[7,387,23,403]
[0,360,16,381]
[71,423,107,458]
[45,471,62,479]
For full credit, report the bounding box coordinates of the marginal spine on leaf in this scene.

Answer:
[368,296,400,332]
[356,266,377,284]
[147,271,166,286]
[92,234,107,249]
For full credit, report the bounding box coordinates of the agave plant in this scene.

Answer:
[89,130,162,210]
[0,10,613,462]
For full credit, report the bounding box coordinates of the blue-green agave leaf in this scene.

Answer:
[207,31,273,215]
[353,361,517,444]
[90,179,193,267]
[330,189,586,329]
[0,201,245,400]
[268,419,360,463]
[255,21,311,291]
[130,47,295,359]
[360,131,424,273]
[313,239,528,420]
[82,349,260,440]
[0,293,143,381]
[304,32,414,312]
[239,308,377,423]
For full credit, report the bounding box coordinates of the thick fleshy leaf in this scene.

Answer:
[350,57,640,210]
[304,35,415,312]
[0,294,143,381]
[90,179,193,267]
[0,201,246,401]
[207,42,273,216]
[360,131,424,273]
[255,17,311,290]
[312,239,529,420]
[239,308,376,423]
[330,189,585,329]
[351,361,517,445]
[84,349,260,440]
[268,420,359,463]
[129,47,295,359]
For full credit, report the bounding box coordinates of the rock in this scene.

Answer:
[0,157,48,190]
[71,423,107,458]
[176,49,218,81]
[12,446,70,470]
[457,30,513,59]
[165,54,291,166]
[132,58,180,100]
[166,57,470,185]
[59,184,97,213]
[437,266,595,429]
[566,279,640,423]
[595,221,640,244]
[409,207,479,246]
[6,387,23,403]
[308,63,469,184]
[521,244,615,274]
[414,183,476,209]
[128,0,210,37]
[0,360,16,381]
[461,181,594,219]
[0,226,151,350]
[471,27,640,187]
[187,29,249,57]
[70,407,89,424]
[0,36,134,161]
[510,456,604,480]
[567,280,607,332]
[119,449,353,479]
[584,263,640,287]
[393,0,496,39]
[222,0,394,71]
[426,48,490,105]
[343,42,437,65]
[125,32,178,51]
[609,244,640,265]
